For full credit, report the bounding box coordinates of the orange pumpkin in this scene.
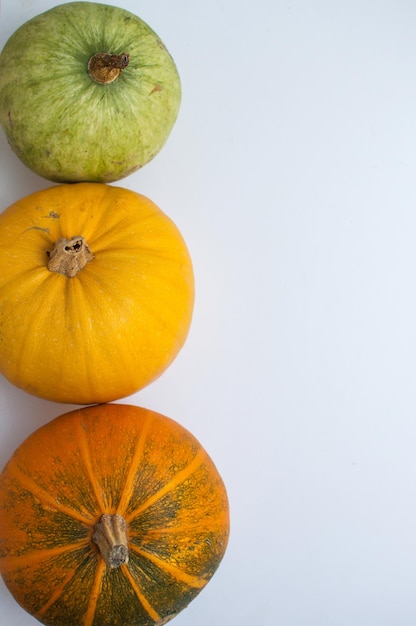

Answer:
[0,183,194,404]
[0,403,230,625]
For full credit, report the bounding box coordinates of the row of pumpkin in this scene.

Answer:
[0,3,229,626]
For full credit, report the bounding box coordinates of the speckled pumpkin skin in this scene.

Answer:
[0,404,230,626]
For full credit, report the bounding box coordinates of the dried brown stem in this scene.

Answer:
[92,514,129,568]
[88,52,130,84]
[47,236,93,277]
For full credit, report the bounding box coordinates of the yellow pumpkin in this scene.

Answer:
[0,183,194,404]
[0,403,230,625]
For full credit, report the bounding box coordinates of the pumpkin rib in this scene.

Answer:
[59,274,145,403]
[130,267,194,328]
[36,568,80,619]
[129,518,228,539]
[122,565,161,623]
[76,417,107,514]
[83,558,106,626]
[116,411,154,516]
[124,447,207,524]
[3,273,62,382]
[0,266,47,294]
[129,545,207,590]
[81,206,163,255]
[92,245,191,269]
[0,540,90,574]
[85,258,192,344]
[60,261,188,400]
[6,459,94,524]
[61,278,102,400]
[126,287,189,341]
[33,546,100,624]
[87,208,182,252]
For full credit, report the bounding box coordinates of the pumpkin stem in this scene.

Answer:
[88,52,130,85]
[47,236,93,278]
[92,514,129,568]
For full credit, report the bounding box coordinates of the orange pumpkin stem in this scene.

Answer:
[92,514,129,569]
[88,52,130,84]
[47,236,94,277]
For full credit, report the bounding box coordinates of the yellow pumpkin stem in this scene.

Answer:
[88,52,130,84]
[47,236,94,278]
[92,514,129,569]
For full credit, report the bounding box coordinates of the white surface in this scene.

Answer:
[1,1,416,624]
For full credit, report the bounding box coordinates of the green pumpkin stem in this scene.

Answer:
[47,236,94,278]
[92,514,129,568]
[88,52,130,84]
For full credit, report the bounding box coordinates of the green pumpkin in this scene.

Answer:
[0,2,181,183]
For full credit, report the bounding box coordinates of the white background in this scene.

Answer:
[1,1,416,624]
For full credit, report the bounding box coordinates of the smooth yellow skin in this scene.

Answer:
[0,183,194,404]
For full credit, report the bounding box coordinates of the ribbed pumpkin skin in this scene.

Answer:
[0,404,230,626]
[0,183,194,404]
